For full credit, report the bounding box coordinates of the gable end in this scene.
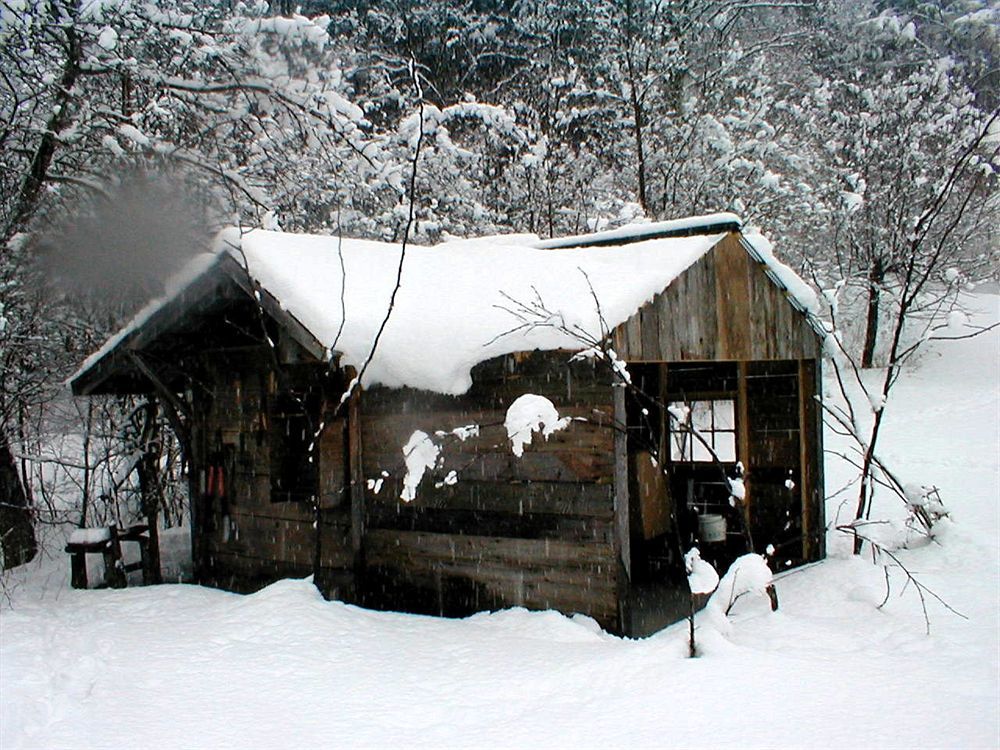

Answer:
[613,232,821,362]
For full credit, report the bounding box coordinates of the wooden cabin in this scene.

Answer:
[71,213,825,636]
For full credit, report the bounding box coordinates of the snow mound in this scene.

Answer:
[504,394,571,457]
[685,548,720,595]
[710,553,773,611]
[465,607,607,643]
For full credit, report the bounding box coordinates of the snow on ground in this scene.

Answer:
[3,293,998,750]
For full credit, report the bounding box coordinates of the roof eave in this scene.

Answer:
[739,235,827,341]
[71,253,331,397]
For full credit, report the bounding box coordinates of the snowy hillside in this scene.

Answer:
[2,293,997,750]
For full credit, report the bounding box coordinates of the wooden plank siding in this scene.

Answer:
[615,232,819,362]
[799,358,825,561]
[358,350,621,631]
[744,360,804,566]
[190,348,356,594]
[363,530,618,626]
[609,232,825,574]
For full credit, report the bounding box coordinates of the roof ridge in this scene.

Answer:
[532,212,742,249]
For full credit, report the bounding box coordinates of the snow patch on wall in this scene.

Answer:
[400,430,439,502]
[504,394,571,458]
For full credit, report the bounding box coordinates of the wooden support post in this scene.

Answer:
[812,357,826,559]
[613,384,631,580]
[659,362,673,538]
[188,395,204,585]
[136,398,163,585]
[798,358,822,560]
[737,361,752,546]
[613,381,632,635]
[126,357,185,584]
[103,525,127,589]
[138,532,152,585]
[346,368,365,558]
[69,551,88,589]
[143,517,161,585]
[126,351,191,458]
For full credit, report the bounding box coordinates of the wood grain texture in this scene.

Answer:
[615,232,819,362]
[192,356,357,589]
[363,529,618,626]
[358,349,620,628]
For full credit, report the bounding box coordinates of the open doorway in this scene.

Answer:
[625,362,749,577]
[620,359,811,633]
[622,362,750,634]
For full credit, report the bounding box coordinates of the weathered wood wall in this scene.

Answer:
[608,234,825,570]
[357,351,622,631]
[613,232,820,362]
[190,348,354,593]
[799,358,824,561]
[743,360,803,565]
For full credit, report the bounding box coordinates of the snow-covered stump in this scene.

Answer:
[685,548,720,657]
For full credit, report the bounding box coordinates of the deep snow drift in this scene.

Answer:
[2,293,998,750]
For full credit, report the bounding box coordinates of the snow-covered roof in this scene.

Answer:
[72,213,818,396]
[534,213,742,249]
[217,226,726,394]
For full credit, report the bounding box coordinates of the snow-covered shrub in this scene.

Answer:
[709,554,774,616]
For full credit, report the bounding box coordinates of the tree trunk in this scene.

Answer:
[0,437,37,569]
[688,594,696,658]
[2,15,81,243]
[625,54,649,213]
[623,0,649,214]
[861,258,885,369]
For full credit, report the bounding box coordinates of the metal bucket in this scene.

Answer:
[698,513,727,543]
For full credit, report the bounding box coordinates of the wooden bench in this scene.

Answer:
[65,524,151,589]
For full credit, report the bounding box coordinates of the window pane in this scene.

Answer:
[691,437,713,462]
[690,401,713,431]
[667,402,690,425]
[714,399,735,430]
[670,433,688,461]
[714,432,736,462]
[670,399,738,463]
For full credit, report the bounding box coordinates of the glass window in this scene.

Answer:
[669,399,737,463]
